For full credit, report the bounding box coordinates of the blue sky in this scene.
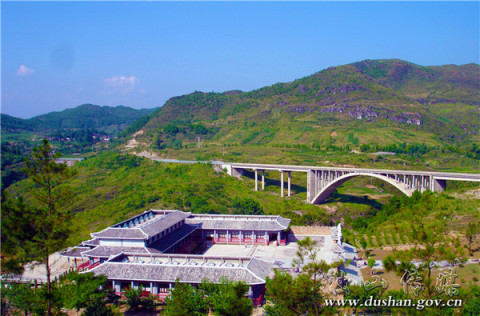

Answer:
[2,1,479,119]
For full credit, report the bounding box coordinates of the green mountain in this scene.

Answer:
[2,104,157,133]
[132,59,478,150]
[1,104,157,190]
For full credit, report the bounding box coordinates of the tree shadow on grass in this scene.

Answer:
[324,192,384,209]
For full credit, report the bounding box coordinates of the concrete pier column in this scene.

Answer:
[433,178,447,192]
[280,171,284,197]
[255,170,258,191]
[231,167,244,177]
[262,170,265,190]
[307,170,316,203]
[288,172,291,197]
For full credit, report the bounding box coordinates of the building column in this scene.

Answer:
[239,231,243,245]
[255,170,258,191]
[262,170,265,190]
[264,232,268,245]
[288,172,291,197]
[227,230,229,244]
[214,230,217,243]
[252,231,255,244]
[277,231,280,246]
[280,171,284,197]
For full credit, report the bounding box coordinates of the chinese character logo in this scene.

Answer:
[362,275,389,292]
[326,271,350,296]
[435,268,460,297]
[400,268,424,297]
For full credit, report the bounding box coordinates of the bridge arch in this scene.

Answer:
[311,172,413,204]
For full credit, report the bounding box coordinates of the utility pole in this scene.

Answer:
[197,137,201,148]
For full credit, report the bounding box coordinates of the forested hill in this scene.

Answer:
[2,104,157,132]
[133,59,479,151]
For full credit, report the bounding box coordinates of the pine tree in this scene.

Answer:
[23,139,76,316]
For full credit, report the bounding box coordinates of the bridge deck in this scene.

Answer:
[227,162,480,181]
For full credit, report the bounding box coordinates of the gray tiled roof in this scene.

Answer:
[82,238,100,246]
[90,262,266,284]
[184,216,290,231]
[276,216,291,228]
[141,211,191,237]
[81,246,150,258]
[148,224,198,252]
[91,228,148,240]
[60,247,90,258]
[247,258,273,281]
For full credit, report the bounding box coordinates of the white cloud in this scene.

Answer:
[16,65,34,77]
[104,75,139,94]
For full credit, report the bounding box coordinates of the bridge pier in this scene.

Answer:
[432,178,447,192]
[307,170,316,203]
[281,171,284,197]
[262,170,265,190]
[288,172,291,197]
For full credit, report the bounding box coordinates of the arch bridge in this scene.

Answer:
[220,163,480,204]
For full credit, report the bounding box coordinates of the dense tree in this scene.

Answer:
[466,222,479,255]
[1,282,46,315]
[265,270,319,316]
[266,237,330,315]
[163,278,252,316]
[123,286,155,311]
[367,257,376,274]
[232,197,264,215]
[23,139,76,315]
[200,277,252,316]
[163,281,208,316]
[60,272,109,313]
[0,191,39,276]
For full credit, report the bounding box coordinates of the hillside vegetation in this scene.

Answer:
[1,104,157,190]
[126,60,479,171]
[8,152,479,248]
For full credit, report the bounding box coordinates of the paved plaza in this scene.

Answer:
[203,234,341,270]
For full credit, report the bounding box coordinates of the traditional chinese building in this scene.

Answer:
[61,209,291,305]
